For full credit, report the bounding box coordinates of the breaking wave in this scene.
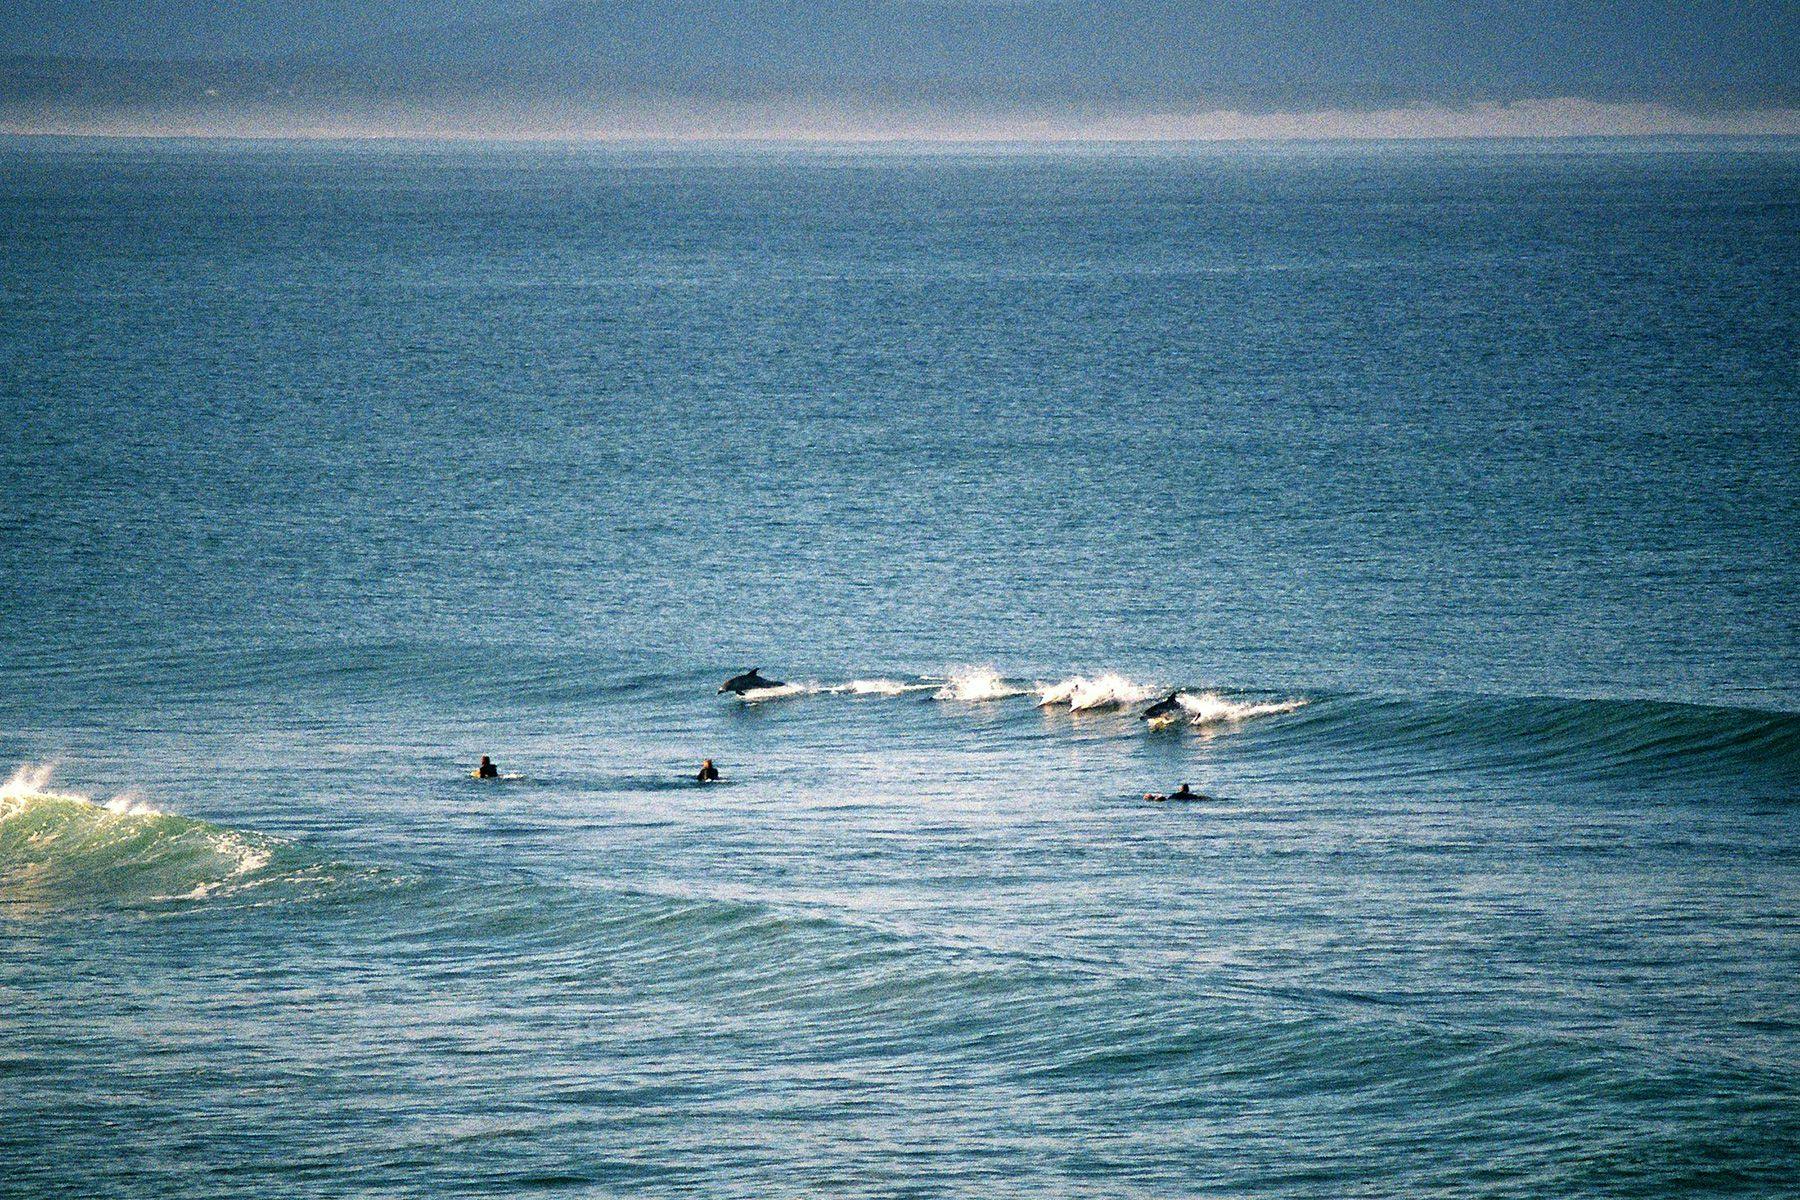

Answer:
[714,667,1305,725]
[0,764,373,910]
[708,666,1793,787]
[932,668,1030,702]
[1175,692,1311,724]
[1037,674,1159,712]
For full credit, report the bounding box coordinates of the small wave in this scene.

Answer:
[1176,692,1310,725]
[830,678,938,697]
[1037,673,1159,712]
[932,668,1029,703]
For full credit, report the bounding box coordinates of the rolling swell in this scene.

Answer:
[347,870,1711,1155]
[1266,692,1800,786]
[355,872,1344,1084]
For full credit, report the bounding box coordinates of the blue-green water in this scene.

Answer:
[2,138,1797,1197]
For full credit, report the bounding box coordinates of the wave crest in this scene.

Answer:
[829,679,938,696]
[0,764,349,909]
[932,668,1028,703]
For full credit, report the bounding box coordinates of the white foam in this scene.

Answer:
[103,792,169,816]
[1,762,68,808]
[833,678,935,696]
[932,668,1027,702]
[1177,692,1309,724]
[736,682,808,702]
[1036,673,1158,712]
[2,765,170,817]
[177,836,273,899]
[726,677,935,702]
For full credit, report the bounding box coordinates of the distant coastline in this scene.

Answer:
[5,101,1800,144]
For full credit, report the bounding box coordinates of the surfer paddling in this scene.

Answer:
[1145,783,1208,802]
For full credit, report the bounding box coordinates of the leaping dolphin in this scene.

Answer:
[720,667,783,695]
[1141,690,1188,721]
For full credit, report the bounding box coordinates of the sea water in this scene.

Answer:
[1,137,1796,1197]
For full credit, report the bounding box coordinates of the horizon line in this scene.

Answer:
[7,130,1800,148]
[6,96,1798,144]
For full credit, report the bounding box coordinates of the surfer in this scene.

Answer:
[697,759,721,783]
[719,667,782,695]
[1145,783,1205,802]
[475,755,499,779]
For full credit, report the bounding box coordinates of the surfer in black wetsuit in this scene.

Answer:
[697,759,721,783]
[1146,783,1204,802]
[476,755,499,779]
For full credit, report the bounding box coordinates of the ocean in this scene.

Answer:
[2,137,1796,1197]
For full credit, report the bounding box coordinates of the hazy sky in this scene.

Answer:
[6,2,1795,96]
[4,2,538,59]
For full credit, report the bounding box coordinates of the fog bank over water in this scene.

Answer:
[4,0,1797,140]
[8,97,1799,144]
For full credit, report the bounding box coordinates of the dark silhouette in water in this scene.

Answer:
[1145,783,1207,802]
[1142,690,1188,721]
[719,668,782,695]
[697,759,721,783]
[475,755,499,779]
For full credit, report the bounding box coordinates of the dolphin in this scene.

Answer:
[1141,690,1188,721]
[719,667,783,695]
